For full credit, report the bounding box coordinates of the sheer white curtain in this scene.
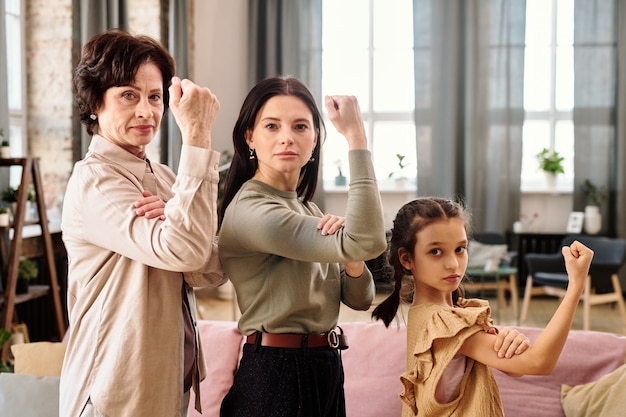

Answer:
[412,0,526,233]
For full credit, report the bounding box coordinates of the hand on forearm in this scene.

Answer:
[135,190,166,220]
[317,213,345,235]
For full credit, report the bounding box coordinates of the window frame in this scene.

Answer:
[320,0,416,191]
[521,0,574,193]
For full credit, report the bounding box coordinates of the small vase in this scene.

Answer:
[0,212,9,227]
[544,172,557,189]
[334,173,347,186]
[1,146,10,158]
[394,177,408,188]
[584,205,602,235]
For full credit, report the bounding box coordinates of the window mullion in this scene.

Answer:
[549,0,558,149]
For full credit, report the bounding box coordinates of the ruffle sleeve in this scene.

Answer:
[399,299,495,414]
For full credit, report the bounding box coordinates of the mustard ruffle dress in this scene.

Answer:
[400,298,505,417]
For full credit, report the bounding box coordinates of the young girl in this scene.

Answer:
[372,197,593,417]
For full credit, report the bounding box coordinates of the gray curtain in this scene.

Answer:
[413,0,526,233]
[248,0,324,206]
[618,1,626,239]
[166,0,188,172]
[77,0,128,158]
[248,0,322,92]
[572,0,621,238]
[0,0,9,143]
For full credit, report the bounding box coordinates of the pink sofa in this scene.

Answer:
[190,320,626,417]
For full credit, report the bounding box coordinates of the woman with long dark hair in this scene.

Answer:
[218,76,387,417]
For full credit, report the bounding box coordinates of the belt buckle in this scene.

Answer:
[327,329,340,349]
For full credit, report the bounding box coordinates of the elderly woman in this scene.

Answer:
[60,29,223,417]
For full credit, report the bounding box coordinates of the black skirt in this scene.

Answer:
[220,340,346,417]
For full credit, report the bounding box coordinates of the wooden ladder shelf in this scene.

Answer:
[0,157,66,361]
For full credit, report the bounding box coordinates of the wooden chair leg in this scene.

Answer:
[498,279,506,322]
[583,275,591,331]
[610,274,626,326]
[508,273,519,324]
[520,275,533,325]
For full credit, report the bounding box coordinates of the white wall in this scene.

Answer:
[192,0,248,155]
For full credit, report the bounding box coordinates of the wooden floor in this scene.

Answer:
[195,283,626,335]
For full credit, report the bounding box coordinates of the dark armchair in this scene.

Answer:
[520,234,626,331]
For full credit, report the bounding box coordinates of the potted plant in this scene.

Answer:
[0,328,11,373]
[536,148,564,188]
[581,179,607,235]
[16,257,39,294]
[1,185,18,204]
[0,207,9,227]
[3,257,39,295]
[388,154,411,186]
[582,179,607,208]
[1,185,37,221]
[334,160,347,186]
[0,128,8,158]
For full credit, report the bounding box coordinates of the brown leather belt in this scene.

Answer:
[246,329,348,350]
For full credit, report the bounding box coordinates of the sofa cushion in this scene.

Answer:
[11,342,67,376]
[560,362,626,417]
[494,327,626,417]
[0,373,59,417]
[339,321,406,417]
[467,240,508,267]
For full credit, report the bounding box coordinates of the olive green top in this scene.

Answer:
[219,149,387,335]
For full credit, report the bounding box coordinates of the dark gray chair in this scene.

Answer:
[520,234,626,330]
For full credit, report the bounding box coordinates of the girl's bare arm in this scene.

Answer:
[459,241,593,375]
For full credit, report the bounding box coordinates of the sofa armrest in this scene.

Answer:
[189,321,244,417]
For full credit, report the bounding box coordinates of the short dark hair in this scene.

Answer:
[74,29,176,135]
[218,76,325,225]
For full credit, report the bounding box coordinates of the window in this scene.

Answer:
[321,0,416,190]
[4,0,27,185]
[521,0,574,192]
